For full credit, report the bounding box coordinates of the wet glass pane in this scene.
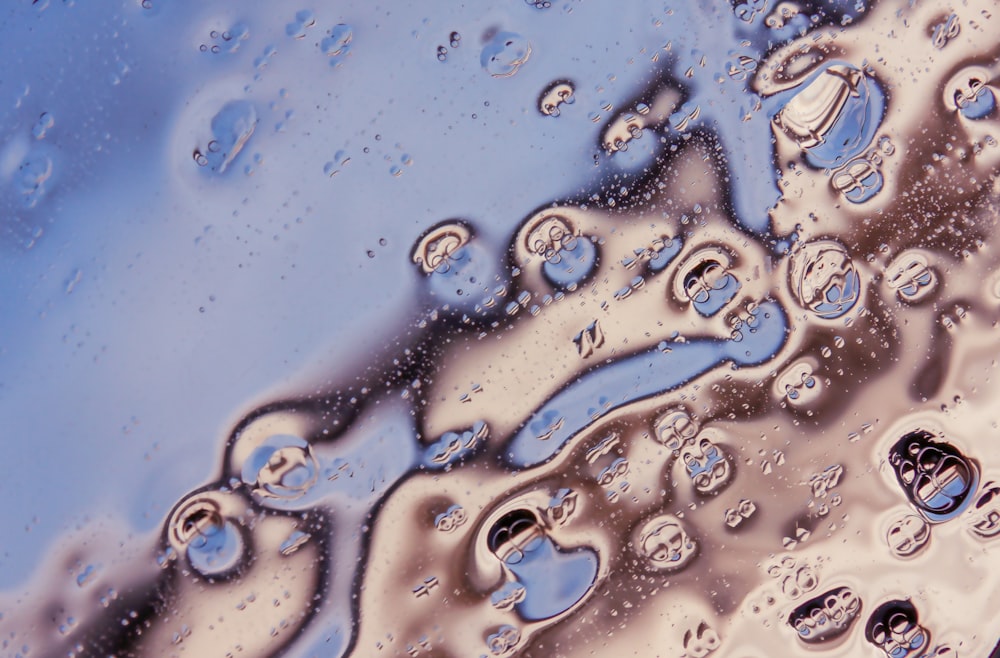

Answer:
[2,0,1000,656]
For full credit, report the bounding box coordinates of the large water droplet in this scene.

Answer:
[240,434,318,501]
[203,100,257,174]
[167,493,247,578]
[789,239,861,320]
[887,430,978,523]
[487,508,598,621]
[774,62,886,169]
[481,32,531,78]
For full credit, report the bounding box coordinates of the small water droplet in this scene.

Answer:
[31,112,54,140]
[64,269,82,294]
[75,564,96,587]
[279,530,312,556]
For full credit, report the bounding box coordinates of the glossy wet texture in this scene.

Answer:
[3,0,1000,657]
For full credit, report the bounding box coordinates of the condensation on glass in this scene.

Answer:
[2,0,1000,657]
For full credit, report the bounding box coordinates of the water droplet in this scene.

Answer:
[16,153,53,208]
[887,430,978,523]
[930,13,961,50]
[424,422,488,468]
[789,239,861,320]
[481,32,531,78]
[832,157,884,204]
[240,434,318,502]
[673,247,740,317]
[31,112,54,140]
[724,499,757,528]
[486,625,521,655]
[279,530,312,556]
[634,514,697,572]
[434,504,467,532]
[411,220,508,316]
[286,9,316,39]
[680,435,733,495]
[885,250,938,304]
[322,24,353,65]
[788,586,862,644]
[167,493,247,578]
[865,600,931,658]
[654,406,698,452]
[518,212,598,290]
[486,508,598,621]
[764,1,803,29]
[490,581,527,611]
[198,100,257,174]
[75,564,96,587]
[539,80,575,117]
[943,65,996,120]
[669,101,701,131]
[681,621,720,657]
[775,359,823,407]
[64,268,82,294]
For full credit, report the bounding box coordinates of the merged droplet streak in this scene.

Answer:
[504,300,788,468]
[422,421,488,469]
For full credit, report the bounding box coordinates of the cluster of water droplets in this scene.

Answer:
[5,0,1000,657]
